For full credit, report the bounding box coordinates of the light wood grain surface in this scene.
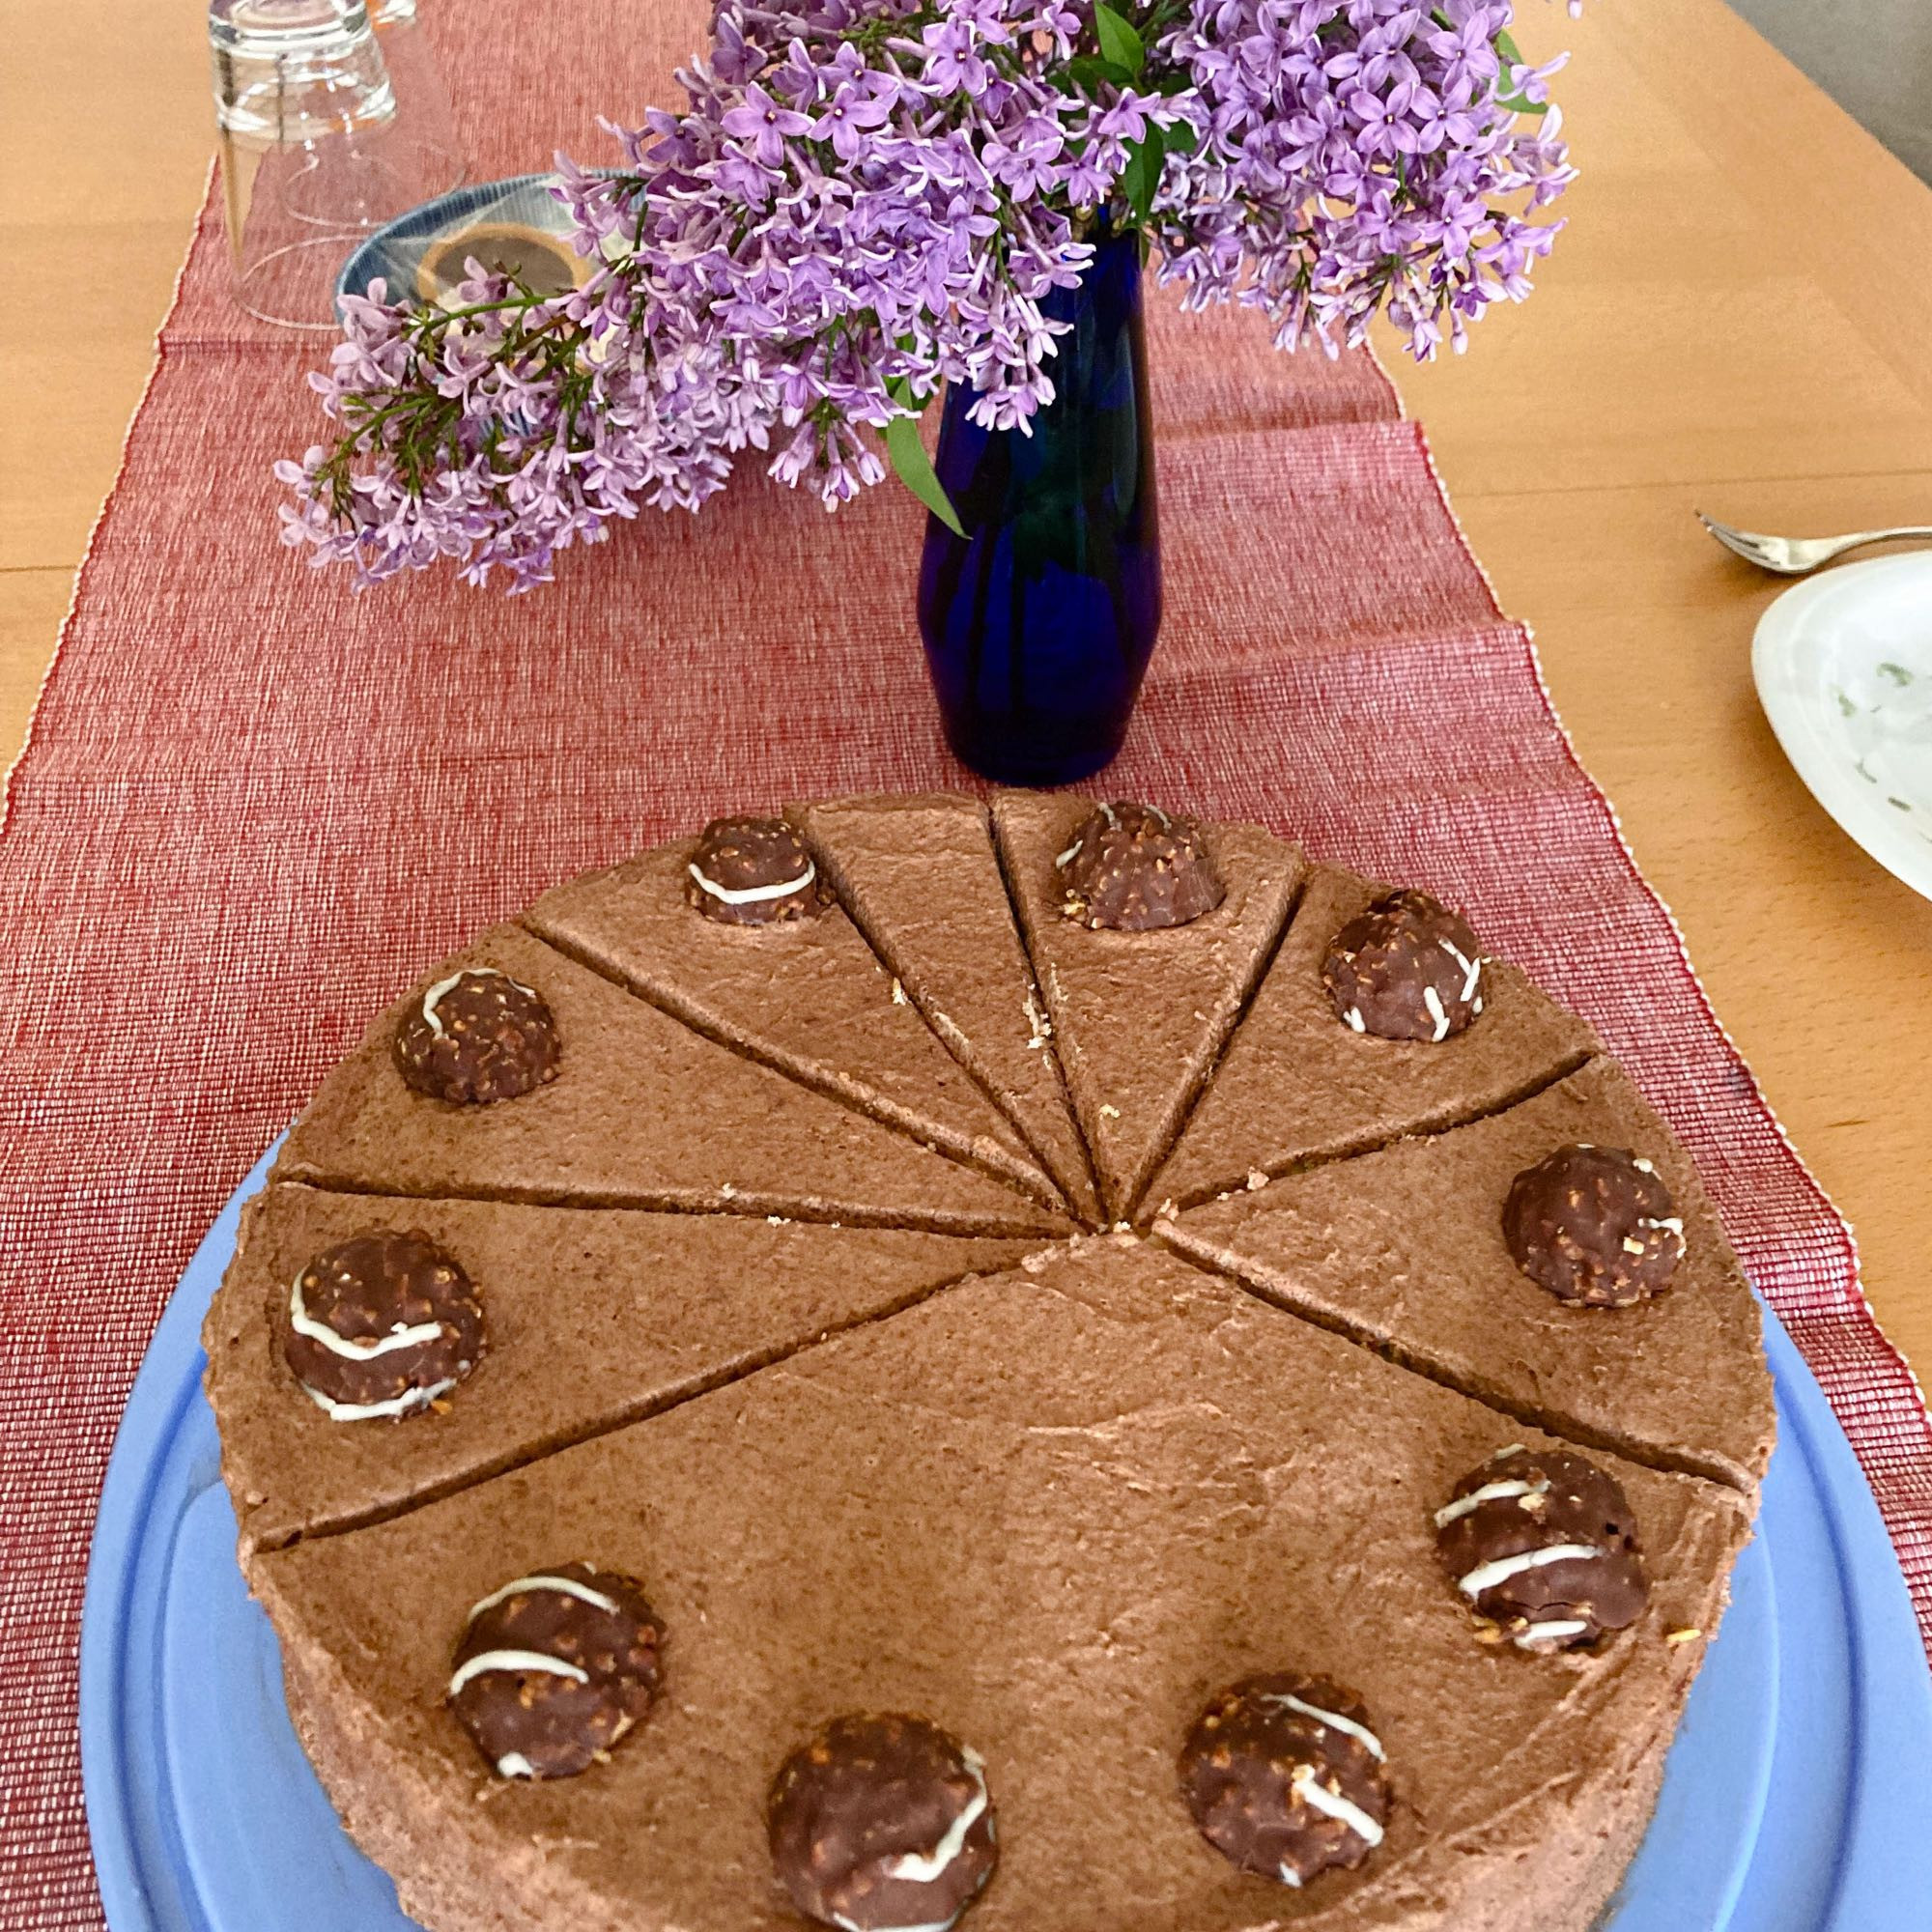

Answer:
[5,0,1930,1374]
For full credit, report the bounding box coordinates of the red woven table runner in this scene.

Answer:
[4,1,1930,1922]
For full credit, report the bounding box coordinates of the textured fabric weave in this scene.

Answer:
[3,2,1928,1923]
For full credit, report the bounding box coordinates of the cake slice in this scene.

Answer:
[991,792,1303,1219]
[523,838,1059,1211]
[796,795,1101,1223]
[205,1182,1038,1555]
[256,1238,1748,1932]
[1156,1057,1775,1491]
[276,923,1066,1238]
[1147,864,1598,1211]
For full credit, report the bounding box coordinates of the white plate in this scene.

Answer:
[1752,553,1932,899]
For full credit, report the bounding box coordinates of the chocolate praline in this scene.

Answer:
[392,966,561,1105]
[1321,888,1485,1042]
[284,1229,485,1421]
[1503,1143,1685,1308]
[1435,1445,1650,1650]
[685,815,829,926]
[1055,802,1225,932]
[1179,1673,1392,1888]
[447,1563,664,1779]
[767,1713,997,1931]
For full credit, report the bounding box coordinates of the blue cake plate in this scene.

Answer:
[81,1144,1932,1932]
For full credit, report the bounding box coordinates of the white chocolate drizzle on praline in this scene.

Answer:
[1459,1543,1604,1599]
[881,1748,988,1884]
[1422,984,1450,1041]
[1261,1692,1385,1763]
[447,1649,588,1699]
[1291,1765,1385,1847]
[1515,1620,1590,1648]
[1341,1007,1366,1034]
[1433,1477,1549,1528]
[467,1574,622,1623]
[1438,935,1483,1004]
[419,965,532,1039]
[301,1378,452,1422]
[496,1751,536,1778]
[289,1268,441,1360]
[687,859,815,906]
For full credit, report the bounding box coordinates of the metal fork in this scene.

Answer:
[1696,512,1932,577]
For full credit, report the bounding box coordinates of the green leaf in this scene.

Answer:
[1491,25,1548,113]
[1094,3,1145,76]
[1066,53,1133,90]
[884,410,964,537]
[1161,118,1197,156]
[1118,124,1166,226]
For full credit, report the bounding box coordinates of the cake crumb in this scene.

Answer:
[1153,1197,1178,1220]
[1245,1169,1269,1192]
[1099,1103,1122,1120]
[1664,1627,1702,1646]
[891,978,907,1005]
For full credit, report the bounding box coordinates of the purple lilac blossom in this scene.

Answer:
[281,0,1590,590]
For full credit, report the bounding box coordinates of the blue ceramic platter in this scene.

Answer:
[81,1144,1932,1932]
[336,174,592,311]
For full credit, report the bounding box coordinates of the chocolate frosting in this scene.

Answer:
[253,1240,1754,1932]
[1149,865,1598,1211]
[992,790,1302,1222]
[1504,1144,1685,1308]
[768,1713,996,1930]
[222,798,1771,1932]
[393,967,561,1105]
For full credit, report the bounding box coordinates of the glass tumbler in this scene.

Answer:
[212,0,464,329]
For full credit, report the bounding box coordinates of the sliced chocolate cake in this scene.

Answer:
[210,792,1775,1932]
[254,1241,1747,1932]
[205,1183,1037,1555]
[279,923,1066,1237]
[1148,865,1599,1210]
[524,831,1058,1209]
[795,795,1102,1224]
[1155,1056,1774,1490]
[991,792,1303,1220]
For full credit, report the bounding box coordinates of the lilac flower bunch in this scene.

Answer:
[281,0,1589,590]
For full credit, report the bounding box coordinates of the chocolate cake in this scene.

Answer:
[206,1184,1037,1554]
[797,795,1102,1223]
[251,1243,1749,1932]
[1148,864,1600,1209]
[991,793,1303,1219]
[207,792,1774,1932]
[525,832,1059,1209]
[1153,1057,1775,1490]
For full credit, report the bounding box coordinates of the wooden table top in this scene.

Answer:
[6,0,1930,1374]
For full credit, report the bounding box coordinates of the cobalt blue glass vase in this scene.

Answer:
[916,228,1161,785]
